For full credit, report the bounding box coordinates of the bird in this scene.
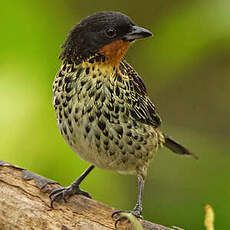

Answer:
[50,11,197,226]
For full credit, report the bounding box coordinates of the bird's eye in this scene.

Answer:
[105,28,117,38]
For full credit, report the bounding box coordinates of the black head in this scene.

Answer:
[60,11,152,62]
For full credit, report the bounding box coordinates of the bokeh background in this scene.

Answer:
[1,0,230,229]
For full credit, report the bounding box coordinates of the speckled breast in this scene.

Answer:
[52,62,161,175]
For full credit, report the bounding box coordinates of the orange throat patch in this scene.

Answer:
[99,40,131,66]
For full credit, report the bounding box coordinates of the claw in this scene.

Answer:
[112,210,123,218]
[50,188,66,208]
[112,210,143,228]
[49,185,91,208]
[49,187,65,199]
[77,189,92,199]
[115,215,127,228]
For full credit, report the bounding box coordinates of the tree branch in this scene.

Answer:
[0,160,183,230]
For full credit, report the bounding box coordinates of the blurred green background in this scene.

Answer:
[1,0,230,229]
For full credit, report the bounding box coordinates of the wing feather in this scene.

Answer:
[120,60,161,128]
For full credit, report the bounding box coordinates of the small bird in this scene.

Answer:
[50,11,197,225]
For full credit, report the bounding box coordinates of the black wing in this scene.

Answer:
[120,60,162,128]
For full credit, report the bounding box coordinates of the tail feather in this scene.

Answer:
[163,134,198,160]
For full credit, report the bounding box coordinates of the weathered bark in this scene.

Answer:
[0,160,183,230]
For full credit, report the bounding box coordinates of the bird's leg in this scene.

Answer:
[50,165,95,208]
[112,175,144,227]
[132,175,144,217]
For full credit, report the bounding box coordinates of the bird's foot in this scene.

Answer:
[49,184,91,208]
[112,209,143,228]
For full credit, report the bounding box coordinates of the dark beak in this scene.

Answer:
[123,25,153,41]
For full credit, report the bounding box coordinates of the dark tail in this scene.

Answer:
[163,134,198,160]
